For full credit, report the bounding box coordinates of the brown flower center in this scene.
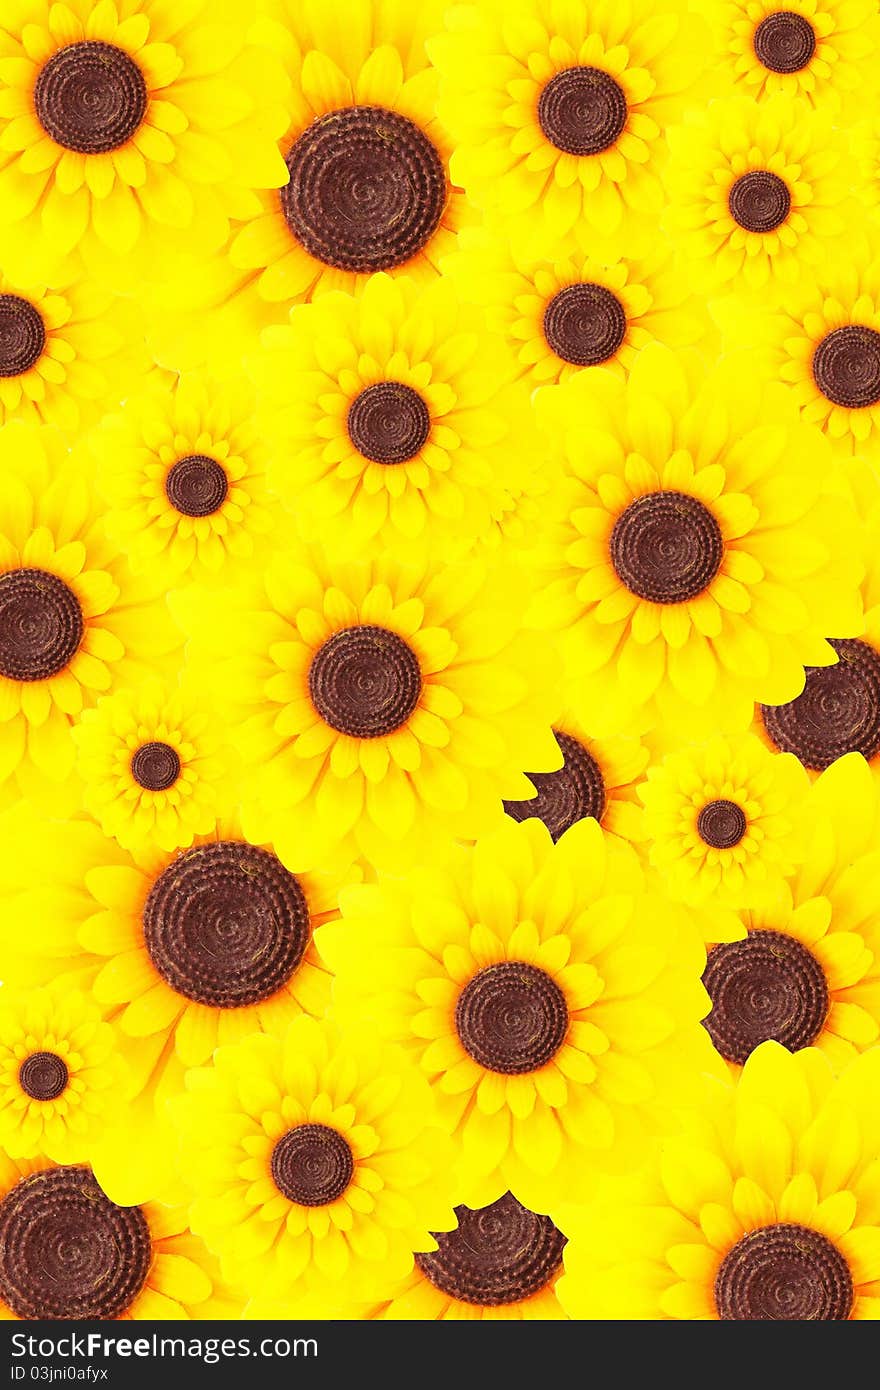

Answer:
[165,456,228,518]
[504,730,606,842]
[308,624,422,738]
[0,295,46,377]
[130,741,181,792]
[0,1166,151,1320]
[812,327,880,410]
[270,1124,353,1207]
[715,1224,852,1320]
[728,171,791,233]
[347,382,430,464]
[538,67,627,156]
[761,638,880,770]
[702,930,828,1064]
[416,1192,566,1306]
[281,106,446,273]
[456,962,568,1075]
[610,491,723,604]
[752,12,816,73]
[697,798,747,850]
[34,41,147,154]
[0,568,84,682]
[142,842,310,1008]
[19,1052,68,1102]
[543,284,627,367]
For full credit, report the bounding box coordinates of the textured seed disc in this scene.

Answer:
[697,798,747,850]
[760,638,880,770]
[504,730,606,841]
[455,961,568,1075]
[542,283,627,366]
[0,568,84,682]
[728,171,791,233]
[610,490,724,604]
[18,1052,68,1102]
[752,12,816,73]
[0,295,46,377]
[0,1166,151,1320]
[34,41,147,154]
[715,1224,853,1320]
[537,67,628,156]
[130,741,181,792]
[281,105,447,273]
[812,326,880,409]
[702,930,828,1064]
[416,1192,567,1307]
[142,842,311,1008]
[308,624,422,738]
[347,382,431,463]
[164,455,228,518]
[270,1124,354,1207]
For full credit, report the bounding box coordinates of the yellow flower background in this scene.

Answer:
[0,0,879,1323]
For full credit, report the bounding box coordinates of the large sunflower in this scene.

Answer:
[558,1042,880,1319]
[429,0,707,249]
[320,817,713,1210]
[526,346,864,736]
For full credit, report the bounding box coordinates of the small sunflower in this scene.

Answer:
[320,817,713,1209]
[527,346,864,736]
[0,1156,238,1320]
[90,371,274,579]
[429,0,708,249]
[0,0,289,278]
[639,732,808,907]
[74,678,235,852]
[666,96,848,292]
[0,985,126,1164]
[172,1017,453,1300]
[559,1042,880,1319]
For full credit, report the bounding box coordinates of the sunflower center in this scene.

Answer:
[0,295,46,377]
[542,284,627,367]
[142,841,311,1008]
[34,41,147,155]
[728,171,791,233]
[131,741,181,792]
[504,730,606,842]
[752,12,816,73]
[347,382,430,464]
[416,1192,567,1307]
[812,327,880,410]
[308,624,422,739]
[610,490,724,604]
[165,456,228,518]
[702,930,828,1064]
[0,1166,151,1320]
[455,961,568,1075]
[697,798,747,850]
[537,67,627,157]
[0,568,84,683]
[761,638,880,770]
[281,105,446,273]
[270,1124,353,1207]
[715,1224,852,1320]
[19,1052,68,1102]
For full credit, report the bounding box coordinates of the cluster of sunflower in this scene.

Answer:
[2,0,880,1326]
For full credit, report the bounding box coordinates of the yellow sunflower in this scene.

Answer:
[526,346,864,737]
[665,96,848,293]
[0,0,289,280]
[559,1042,880,1319]
[447,224,708,388]
[90,371,275,579]
[429,0,708,251]
[0,1156,239,1319]
[178,550,558,870]
[0,985,126,1164]
[639,732,809,907]
[74,677,235,853]
[320,817,713,1210]
[0,421,179,803]
[710,0,880,107]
